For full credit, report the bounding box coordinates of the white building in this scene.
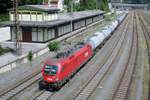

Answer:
[4,4,104,43]
[9,5,59,22]
[43,0,64,11]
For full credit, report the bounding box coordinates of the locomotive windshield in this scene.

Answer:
[44,65,58,76]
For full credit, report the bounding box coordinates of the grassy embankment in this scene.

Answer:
[0,45,10,55]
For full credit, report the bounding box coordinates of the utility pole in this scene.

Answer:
[13,0,22,56]
[96,0,98,10]
[71,0,74,12]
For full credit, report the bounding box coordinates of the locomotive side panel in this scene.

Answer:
[58,44,93,81]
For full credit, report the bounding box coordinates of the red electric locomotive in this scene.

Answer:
[39,43,93,90]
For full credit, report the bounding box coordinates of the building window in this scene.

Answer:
[44,28,48,41]
[37,28,43,41]
[48,28,55,40]
[58,24,71,36]
[74,20,85,30]
[86,18,92,25]
[32,28,38,41]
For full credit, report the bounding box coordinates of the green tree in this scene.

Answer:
[80,0,87,10]
[0,0,12,14]
[64,0,79,12]
[48,41,60,52]
[87,0,97,10]
[27,51,33,67]
[0,0,43,14]
[80,0,109,11]
[19,0,42,5]
[100,0,109,11]
[73,3,81,11]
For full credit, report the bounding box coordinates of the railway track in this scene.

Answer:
[0,17,104,98]
[45,15,127,100]
[66,13,132,100]
[33,13,129,100]
[32,91,54,100]
[0,14,113,100]
[2,11,148,100]
[4,11,149,100]
[0,72,41,100]
[109,11,150,100]
[136,11,150,100]
[110,11,138,100]
[48,11,150,100]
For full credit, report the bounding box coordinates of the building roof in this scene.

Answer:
[1,19,70,28]
[59,10,104,21]
[8,5,60,12]
[1,10,104,27]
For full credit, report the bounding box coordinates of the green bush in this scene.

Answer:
[104,13,116,21]
[48,41,60,52]
[0,45,10,55]
[27,51,33,67]
[27,51,33,62]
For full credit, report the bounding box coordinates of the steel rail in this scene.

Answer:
[0,19,105,100]
[72,13,132,100]
[137,11,150,100]
[111,11,138,100]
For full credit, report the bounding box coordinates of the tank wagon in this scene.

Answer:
[87,32,105,50]
[117,12,128,23]
[39,12,128,90]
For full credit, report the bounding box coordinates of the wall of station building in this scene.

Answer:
[10,11,58,21]
[10,14,103,43]
[74,20,86,30]
[11,27,55,42]
[86,18,93,25]
[11,27,23,42]
[32,28,55,42]
[58,23,72,36]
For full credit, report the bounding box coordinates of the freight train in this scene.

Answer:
[39,12,127,91]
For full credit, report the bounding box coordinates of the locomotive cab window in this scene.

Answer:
[44,65,58,75]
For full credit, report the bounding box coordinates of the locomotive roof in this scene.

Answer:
[44,43,85,63]
[55,43,85,59]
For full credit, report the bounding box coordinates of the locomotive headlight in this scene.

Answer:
[55,78,59,81]
[47,78,52,81]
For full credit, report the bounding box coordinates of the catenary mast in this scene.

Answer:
[13,0,22,55]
